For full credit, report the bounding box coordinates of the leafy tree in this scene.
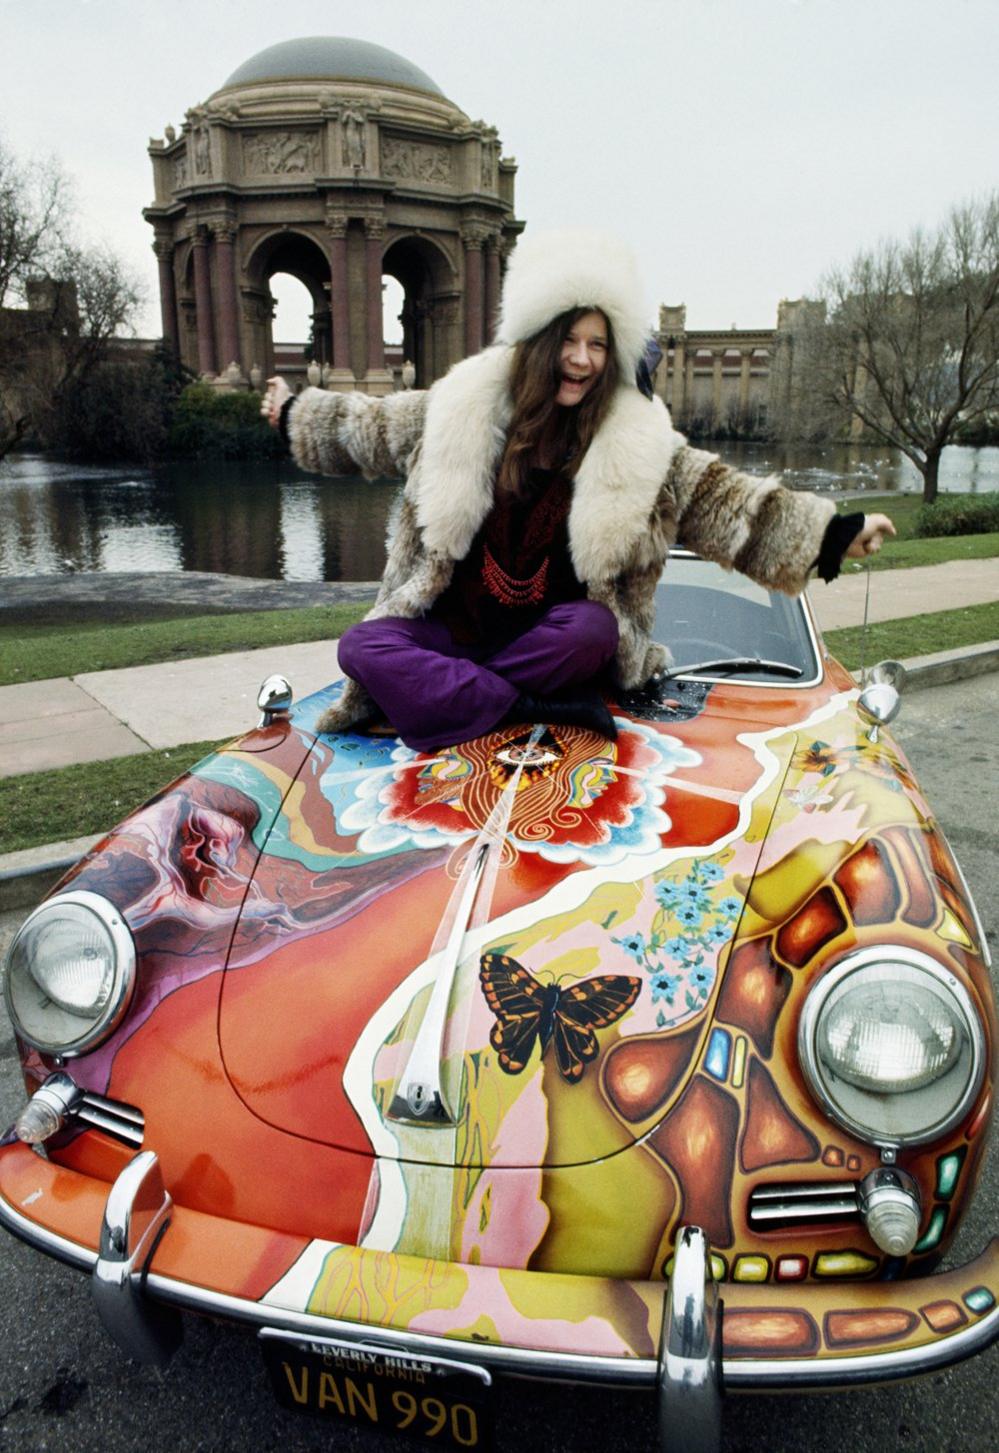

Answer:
[797,195,999,502]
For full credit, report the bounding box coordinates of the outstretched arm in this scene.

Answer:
[261,375,427,479]
[667,445,893,594]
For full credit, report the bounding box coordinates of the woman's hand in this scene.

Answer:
[260,375,292,429]
[845,513,896,559]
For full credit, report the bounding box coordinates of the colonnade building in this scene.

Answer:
[145,36,523,393]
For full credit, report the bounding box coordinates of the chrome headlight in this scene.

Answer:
[798,947,985,1148]
[3,890,136,1057]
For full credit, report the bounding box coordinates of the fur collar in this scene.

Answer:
[414,347,679,583]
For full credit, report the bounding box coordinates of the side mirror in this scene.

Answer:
[257,674,293,726]
[858,659,905,742]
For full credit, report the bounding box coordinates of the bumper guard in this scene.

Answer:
[2,1144,997,1409]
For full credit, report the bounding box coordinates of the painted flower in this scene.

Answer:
[785,781,835,812]
[794,740,839,776]
[650,970,681,1004]
[676,902,704,929]
[705,921,732,946]
[654,879,682,910]
[614,931,651,965]
[678,881,713,911]
[664,935,695,960]
[717,896,742,920]
[698,861,725,884]
[690,965,714,991]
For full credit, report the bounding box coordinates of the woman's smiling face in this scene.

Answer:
[555,310,609,407]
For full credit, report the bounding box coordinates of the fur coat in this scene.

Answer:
[288,345,836,734]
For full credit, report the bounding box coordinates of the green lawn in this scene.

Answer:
[824,600,999,672]
[0,602,371,686]
[0,739,226,856]
[836,494,999,570]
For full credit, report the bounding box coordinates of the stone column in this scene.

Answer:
[212,223,241,374]
[325,209,354,389]
[191,229,216,376]
[363,216,386,371]
[484,234,501,343]
[738,349,752,415]
[711,350,724,421]
[363,215,393,396]
[671,340,686,418]
[462,225,486,356]
[152,237,180,355]
[432,293,462,378]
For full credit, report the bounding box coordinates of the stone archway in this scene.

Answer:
[243,229,332,379]
[381,233,457,388]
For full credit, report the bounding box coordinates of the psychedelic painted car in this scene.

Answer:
[1,552,996,1452]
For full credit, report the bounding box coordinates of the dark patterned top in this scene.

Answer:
[431,468,585,645]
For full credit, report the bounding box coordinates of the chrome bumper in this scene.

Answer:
[2,1149,998,1403]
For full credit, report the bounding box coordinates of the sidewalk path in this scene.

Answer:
[1,642,344,777]
[815,557,999,631]
[1,561,996,779]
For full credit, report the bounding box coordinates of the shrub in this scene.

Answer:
[167,382,284,460]
[914,492,999,537]
[53,346,189,463]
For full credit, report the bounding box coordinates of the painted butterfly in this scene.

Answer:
[479,953,641,1083]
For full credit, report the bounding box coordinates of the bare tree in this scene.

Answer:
[801,195,999,502]
[0,143,67,307]
[0,141,141,459]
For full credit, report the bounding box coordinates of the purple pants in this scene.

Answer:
[337,601,619,752]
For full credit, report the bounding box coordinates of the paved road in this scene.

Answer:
[0,675,996,1453]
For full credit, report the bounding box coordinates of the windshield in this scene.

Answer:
[650,553,820,685]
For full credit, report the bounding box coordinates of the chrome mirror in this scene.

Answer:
[858,659,905,742]
[257,674,293,726]
[868,659,907,692]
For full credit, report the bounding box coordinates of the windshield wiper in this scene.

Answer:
[663,657,804,680]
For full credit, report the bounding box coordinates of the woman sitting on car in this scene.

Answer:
[263,229,893,751]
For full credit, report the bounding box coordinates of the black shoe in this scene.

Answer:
[504,687,617,739]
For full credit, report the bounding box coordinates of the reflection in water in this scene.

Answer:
[716,440,999,496]
[1,443,996,581]
[0,456,402,580]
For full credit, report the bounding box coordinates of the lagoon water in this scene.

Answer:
[2,442,997,583]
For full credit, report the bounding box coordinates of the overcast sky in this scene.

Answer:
[3,0,997,344]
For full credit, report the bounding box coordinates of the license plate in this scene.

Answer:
[259,1329,492,1449]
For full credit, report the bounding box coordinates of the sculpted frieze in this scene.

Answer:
[381,135,453,185]
[242,130,321,176]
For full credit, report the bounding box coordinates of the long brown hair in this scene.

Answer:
[496,307,620,495]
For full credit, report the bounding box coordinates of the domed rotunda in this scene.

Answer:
[145,37,523,391]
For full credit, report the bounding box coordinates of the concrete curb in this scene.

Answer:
[875,639,999,690]
[0,835,104,914]
[3,640,997,915]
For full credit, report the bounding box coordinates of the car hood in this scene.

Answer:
[216,679,838,1168]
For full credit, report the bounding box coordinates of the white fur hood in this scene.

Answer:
[496,228,650,376]
[413,345,682,582]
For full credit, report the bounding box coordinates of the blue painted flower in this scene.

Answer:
[613,931,650,964]
[678,879,711,905]
[690,965,714,991]
[650,971,681,1004]
[654,879,681,910]
[705,921,732,946]
[665,935,695,960]
[717,896,742,919]
[698,861,725,884]
[676,902,704,929]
